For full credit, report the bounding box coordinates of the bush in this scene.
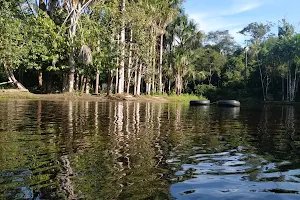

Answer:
[195,84,218,101]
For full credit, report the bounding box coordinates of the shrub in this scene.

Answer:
[195,84,218,101]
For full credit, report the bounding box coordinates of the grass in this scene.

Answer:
[0,89,206,103]
[0,93,40,100]
[153,93,207,103]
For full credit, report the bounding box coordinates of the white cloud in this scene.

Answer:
[231,0,264,15]
[186,0,266,44]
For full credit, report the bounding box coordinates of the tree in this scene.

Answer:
[165,13,204,95]
[0,1,27,90]
[206,30,237,55]
[239,22,272,100]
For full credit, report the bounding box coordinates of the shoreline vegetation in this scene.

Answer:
[3,89,300,106]
[2,2,300,102]
[0,89,206,103]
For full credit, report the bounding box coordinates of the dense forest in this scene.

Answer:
[1,0,300,101]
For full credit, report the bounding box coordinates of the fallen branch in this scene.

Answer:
[0,81,13,85]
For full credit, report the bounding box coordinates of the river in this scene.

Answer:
[0,100,300,199]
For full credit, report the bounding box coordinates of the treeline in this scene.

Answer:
[1,1,300,101]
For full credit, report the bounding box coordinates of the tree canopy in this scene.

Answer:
[1,1,300,101]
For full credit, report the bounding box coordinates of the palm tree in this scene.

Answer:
[165,13,204,95]
[156,0,179,94]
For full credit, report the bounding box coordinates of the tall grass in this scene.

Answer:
[153,93,206,103]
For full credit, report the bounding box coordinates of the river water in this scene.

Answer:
[0,100,300,200]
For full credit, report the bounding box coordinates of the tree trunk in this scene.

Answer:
[68,70,75,92]
[176,72,182,95]
[85,77,90,94]
[81,77,86,93]
[152,40,156,94]
[136,64,142,95]
[286,69,290,101]
[115,67,119,93]
[159,34,164,94]
[179,75,183,95]
[95,70,99,94]
[209,67,212,85]
[68,20,76,93]
[62,73,68,92]
[67,2,83,93]
[126,30,133,94]
[38,71,43,89]
[74,72,79,91]
[168,79,171,95]
[282,76,284,101]
[118,0,126,94]
[146,82,150,95]
[4,65,27,90]
[258,66,266,101]
[134,68,138,95]
[80,74,84,91]
[107,71,113,96]
[266,75,269,100]
[291,68,297,101]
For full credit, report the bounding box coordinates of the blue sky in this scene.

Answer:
[183,0,300,45]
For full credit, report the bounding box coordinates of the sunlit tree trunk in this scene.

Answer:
[68,0,80,93]
[95,70,99,94]
[134,68,138,95]
[3,64,27,90]
[126,30,133,94]
[85,77,90,94]
[136,63,142,95]
[65,0,93,92]
[168,79,171,95]
[176,72,182,95]
[158,34,164,94]
[133,58,139,95]
[38,71,43,89]
[115,68,119,94]
[146,82,151,95]
[152,37,156,93]
[259,66,266,101]
[118,0,126,94]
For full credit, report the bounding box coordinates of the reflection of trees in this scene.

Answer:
[256,105,300,164]
[68,102,172,199]
[3,100,300,199]
[57,101,75,200]
[0,101,62,199]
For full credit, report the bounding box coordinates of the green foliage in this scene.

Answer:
[24,12,69,72]
[2,0,300,102]
[195,84,218,100]
[154,93,207,103]
[0,4,26,70]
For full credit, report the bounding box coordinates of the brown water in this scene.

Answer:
[0,100,300,200]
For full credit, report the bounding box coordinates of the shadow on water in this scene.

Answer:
[0,101,300,199]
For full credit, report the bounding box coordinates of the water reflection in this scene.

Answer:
[218,107,240,119]
[0,101,299,199]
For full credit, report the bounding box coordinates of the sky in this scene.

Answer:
[183,0,300,45]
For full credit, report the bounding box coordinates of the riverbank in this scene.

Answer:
[0,89,205,103]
